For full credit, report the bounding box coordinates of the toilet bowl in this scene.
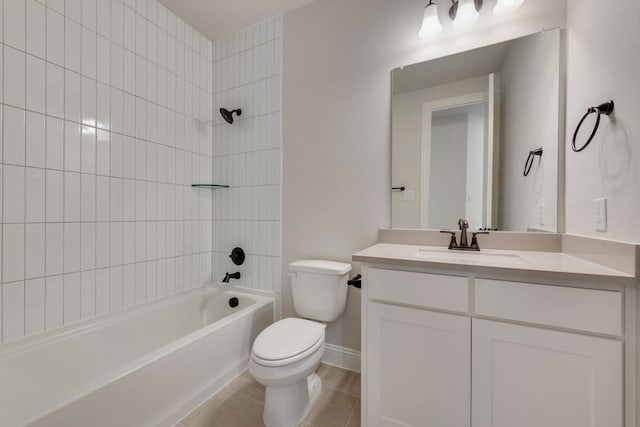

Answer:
[249,318,325,427]
[248,260,352,427]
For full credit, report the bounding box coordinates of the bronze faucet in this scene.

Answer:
[458,219,469,247]
[440,218,489,251]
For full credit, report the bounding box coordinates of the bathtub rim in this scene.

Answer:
[0,285,274,425]
[0,284,272,360]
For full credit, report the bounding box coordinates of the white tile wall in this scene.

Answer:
[212,17,282,294]
[0,0,215,343]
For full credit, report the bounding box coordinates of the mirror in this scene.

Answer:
[392,29,562,232]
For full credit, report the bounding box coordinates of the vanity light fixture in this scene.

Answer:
[493,0,525,15]
[419,0,524,40]
[419,1,443,39]
[450,0,482,28]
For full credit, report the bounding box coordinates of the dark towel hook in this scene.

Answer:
[523,148,543,177]
[572,100,614,152]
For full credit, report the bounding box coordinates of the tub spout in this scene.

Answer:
[223,272,241,283]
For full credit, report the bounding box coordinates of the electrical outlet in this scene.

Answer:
[537,204,544,225]
[594,198,607,232]
[403,190,414,201]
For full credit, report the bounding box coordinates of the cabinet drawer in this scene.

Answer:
[475,279,622,335]
[368,268,468,312]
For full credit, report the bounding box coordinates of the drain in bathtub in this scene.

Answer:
[229,297,239,308]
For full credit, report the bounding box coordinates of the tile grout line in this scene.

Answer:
[79,0,86,324]
[22,0,28,339]
[324,387,361,399]
[117,0,125,312]
[43,0,49,335]
[343,398,359,427]
[1,0,4,349]
[318,382,361,399]
[61,0,67,330]
[227,388,265,407]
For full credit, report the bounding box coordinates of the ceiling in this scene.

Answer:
[157,0,317,41]
[392,40,512,95]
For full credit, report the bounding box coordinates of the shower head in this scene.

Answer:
[220,108,242,124]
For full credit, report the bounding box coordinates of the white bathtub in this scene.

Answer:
[0,286,273,427]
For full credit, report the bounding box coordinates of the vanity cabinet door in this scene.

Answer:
[472,319,622,427]
[367,302,470,427]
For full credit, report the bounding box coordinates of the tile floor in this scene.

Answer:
[178,363,361,427]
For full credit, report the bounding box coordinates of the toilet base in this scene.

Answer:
[263,373,322,427]
[305,373,322,418]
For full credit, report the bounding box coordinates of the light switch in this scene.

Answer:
[403,190,414,201]
[594,198,607,232]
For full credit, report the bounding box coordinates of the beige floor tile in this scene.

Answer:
[181,388,264,427]
[317,363,361,397]
[180,365,360,427]
[303,388,359,427]
[227,370,266,403]
[346,400,361,427]
[181,388,232,427]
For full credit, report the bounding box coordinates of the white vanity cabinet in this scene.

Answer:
[366,268,471,427]
[362,267,627,427]
[472,319,622,427]
[367,302,470,427]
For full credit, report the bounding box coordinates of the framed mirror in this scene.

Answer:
[391,29,563,232]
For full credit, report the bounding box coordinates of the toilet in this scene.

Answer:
[249,260,352,427]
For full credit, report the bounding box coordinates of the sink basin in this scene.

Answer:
[416,248,527,266]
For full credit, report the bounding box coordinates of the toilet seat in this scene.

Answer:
[252,318,325,367]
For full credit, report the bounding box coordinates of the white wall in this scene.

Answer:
[283,0,566,351]
[499,30,560,232]
[565,0,640,241]
[211,17,282,294]
[0,0,215,342]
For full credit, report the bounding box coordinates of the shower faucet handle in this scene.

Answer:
[229,247,245,266]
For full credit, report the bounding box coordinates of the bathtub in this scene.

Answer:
[0,286,273,427]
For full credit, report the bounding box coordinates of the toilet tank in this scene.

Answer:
[289,260,352,322]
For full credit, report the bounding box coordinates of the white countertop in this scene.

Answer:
[353,243,636,282]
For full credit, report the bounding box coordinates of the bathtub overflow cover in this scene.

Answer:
[229,297,239,308]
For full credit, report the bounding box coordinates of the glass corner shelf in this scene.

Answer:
[191,184,230,189]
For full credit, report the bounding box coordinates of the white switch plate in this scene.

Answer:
[537,204,544,225]
[403,190,414,201]
[594,198,607,232]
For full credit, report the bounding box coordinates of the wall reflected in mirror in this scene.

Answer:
[391,29,562,232]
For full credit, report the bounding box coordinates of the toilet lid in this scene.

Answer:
[253,318,325,361]
[288,260,352,275]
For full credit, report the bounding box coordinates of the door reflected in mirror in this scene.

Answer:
[392,29,562,232]
[428,100,488,230]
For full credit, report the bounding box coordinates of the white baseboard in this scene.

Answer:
[322,343,361,373]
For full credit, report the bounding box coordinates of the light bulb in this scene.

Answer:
[493,0,525,15]
[452,0,479,28]
[419,2,443,39]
